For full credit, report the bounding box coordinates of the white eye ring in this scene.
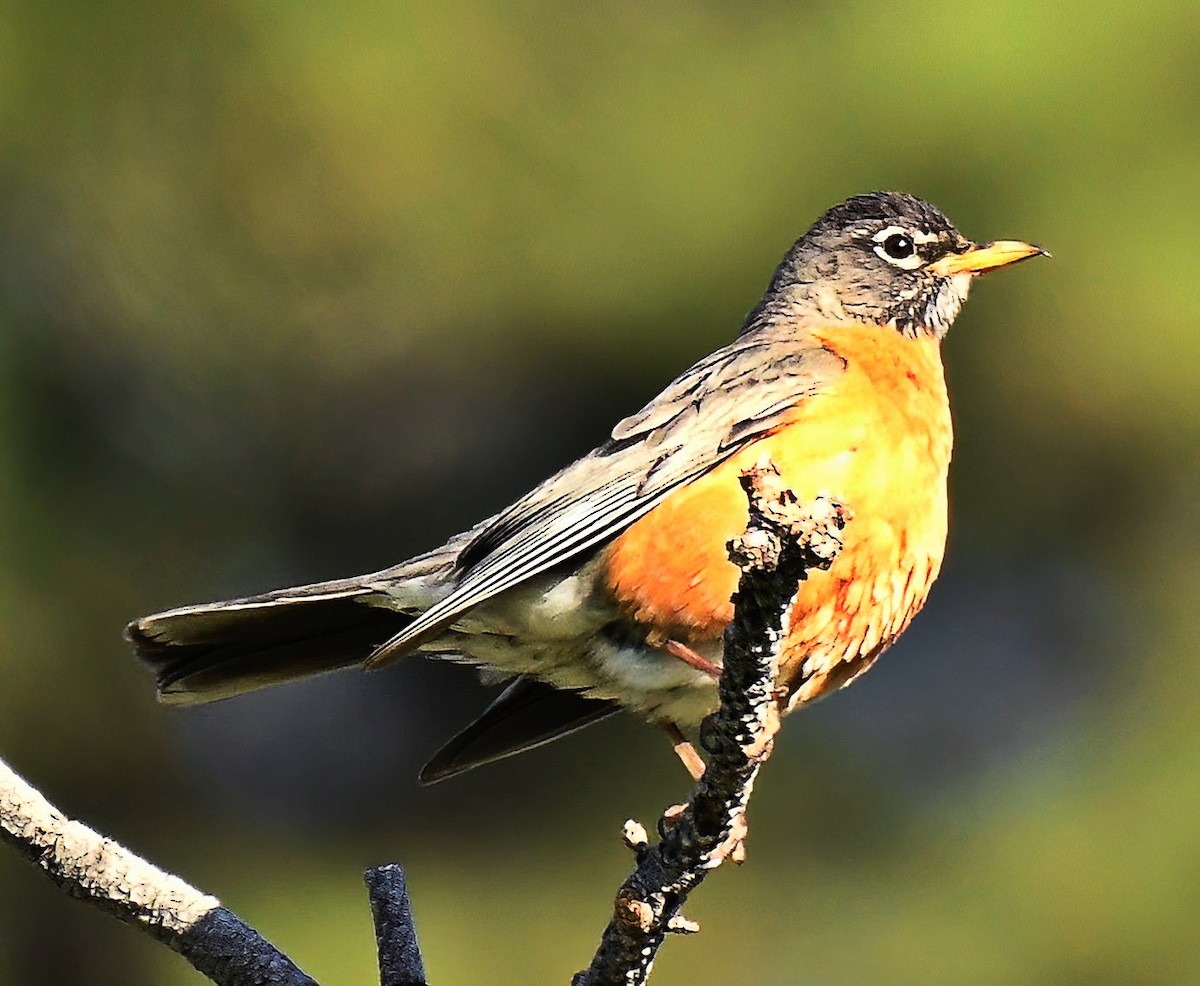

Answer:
[872,225,924,270]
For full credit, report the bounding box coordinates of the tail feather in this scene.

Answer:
[128,581,410,705]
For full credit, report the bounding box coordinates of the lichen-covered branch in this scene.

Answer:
[0,754,317,986]
[573,461,849,986]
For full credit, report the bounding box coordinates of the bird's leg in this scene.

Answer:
[662,638,722,678]
[659,720,707,781]
[646,634,715,778]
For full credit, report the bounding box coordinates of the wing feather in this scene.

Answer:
[367,324,845,664]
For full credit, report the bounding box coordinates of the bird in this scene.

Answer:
[127,191,1045,783]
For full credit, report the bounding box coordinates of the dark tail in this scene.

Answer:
[127,579,413,705]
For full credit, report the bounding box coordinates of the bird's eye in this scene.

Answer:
[881,233,914,259]
[871,225,923,269]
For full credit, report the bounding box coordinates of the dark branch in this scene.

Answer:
[177,909,318,986]
[365,864,428,986]
[573,461,849,986]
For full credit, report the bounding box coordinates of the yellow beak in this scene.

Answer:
[929,240,1049,276]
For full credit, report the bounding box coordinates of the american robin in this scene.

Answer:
[128,192,1045,783]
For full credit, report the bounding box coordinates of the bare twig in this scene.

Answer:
[365,864,428,986]
[573,461,849,986]
[0,754,317,986]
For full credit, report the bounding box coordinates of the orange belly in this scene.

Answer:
[601,324,953,708]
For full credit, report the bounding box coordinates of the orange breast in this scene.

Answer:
[601,324,953,707]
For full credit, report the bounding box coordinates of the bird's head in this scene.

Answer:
[750,191,1046,339]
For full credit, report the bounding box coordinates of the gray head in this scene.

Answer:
[745,191,1045,339]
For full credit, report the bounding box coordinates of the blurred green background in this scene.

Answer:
[1,2,1198,983]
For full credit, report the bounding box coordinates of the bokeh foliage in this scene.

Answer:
[1,2,1197,983]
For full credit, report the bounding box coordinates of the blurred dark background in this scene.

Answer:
[1,3,1198,983]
